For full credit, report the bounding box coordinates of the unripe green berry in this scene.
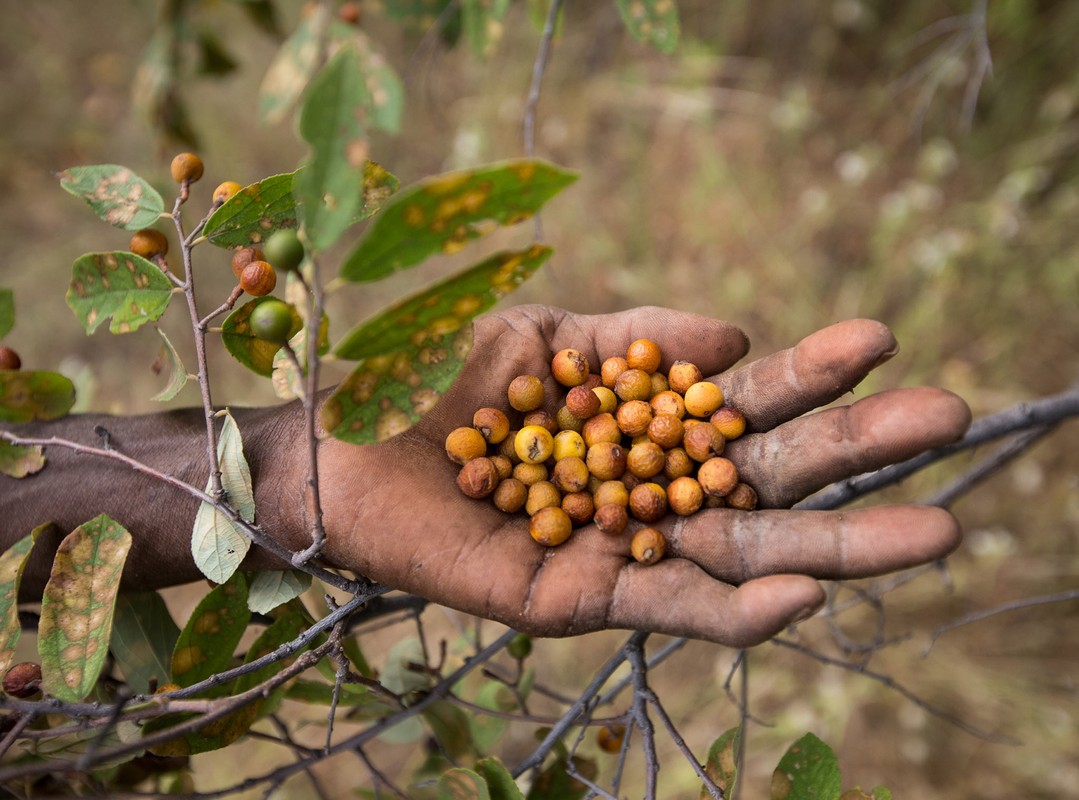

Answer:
[506,632,532,660]
[247,299,293,344]
[263,229,305,272]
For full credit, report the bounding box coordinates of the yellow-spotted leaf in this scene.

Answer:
[339,159,576,282]
[150,328,189,402]
[438,768,491,800]
[701,725,741,799]
[614,0,680,54]
[771,732,842,800]
[328,25,405,134]
[259,4,328,125]
[170,572,249,688]
[0,525,45,674]
[58,165,166,230]
[66,252,173,335]
[39,515,133,702]
[0,440,46,478]
[110,591,181,695]
[335,245,550,360]
[221,297,303,377]
[462,0,510,58]
[0,370,75,424]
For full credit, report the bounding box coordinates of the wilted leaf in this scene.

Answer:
[0,525,45,674]
[247,570,312,614]
[66,252,173,335]
[475,758,525,800]
[334,245,549,360]
[438,767,492,800]
[58,165,166,230]
[338,159,577,282]
[0,370,76,423]
[39,515,133,702]
[0,287,12,338]
[0,440,46,478]
[203,172,299,248]
[259,4,329,125]
[221,297,303,377]
[296,44,370,252]
[771,732,842,800]
[151,328,189,402]
[701,725,741,799]
[25,721,143,769]
[110,591,181,694]
[614,0,680,54]
[171,572,250,687]
[462,0,510,58]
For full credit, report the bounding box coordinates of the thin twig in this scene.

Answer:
[522,0,563,242]
[625,632,659,800]
[925,590,1079,653]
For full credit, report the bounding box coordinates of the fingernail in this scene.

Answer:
[793,599,825,623]
[872,342,900,369]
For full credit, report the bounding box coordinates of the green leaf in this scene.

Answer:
[0,287,12,338]
[191,410,256,583]
[66,252,173,335]
[195,28,238,76]
[237,0,282,37]
[221,297,304,377]
[475,758,525,800]
[339,159,577,282]
[438,768,492,800]
[462,0,510,58]
[0,525,45,675]
[0,440,46,478]
[470,680,517,752]
[247,570,312,614]
[701,725,741,799]
[297,44,370,252]
[526,751,596,800]
[203,172,299,249]
[335,27,405,134]
[0,370,76,423]
[110,591,181,694]
[150,328,189,402]
[285,679,397,714]
[39,515,133,702]
[259,4,329,125]
[57,165,166,230]
[424,701,476,761]
[335,245,549,360]
[614,0,680,54]
[771,732,842,800]
[171,572,250,688]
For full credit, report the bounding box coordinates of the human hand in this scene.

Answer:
[315,306,971,647]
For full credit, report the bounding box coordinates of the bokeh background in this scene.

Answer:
[1,1,1077,797]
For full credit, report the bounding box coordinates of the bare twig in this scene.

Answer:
[522,0,563,242]
[926,590,1079,653]
[625,632,659,800]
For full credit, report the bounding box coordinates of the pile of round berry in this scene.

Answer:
[445,339,756,565]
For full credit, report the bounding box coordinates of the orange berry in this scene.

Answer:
[129,228,169,258]
[170,152,204,183]
[212,181,243,204]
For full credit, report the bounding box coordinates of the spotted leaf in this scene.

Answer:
[438,767,491,800]
[0,525,45,674]
[0,370,75,424]
[614,0,680,54]
[771,732,842,800]
[334,245,550,359]
[330,25,405,134]
[259,4,328,125]
[338,159,576,282]
[66,252,173,335]
[170,572,250,688]
[150,328,189,402]
[38,515,132,702]
[462,0,510,58]
[221,297,303,377]
[0,440,46,478]
[701,725,741,799]
[58,165,165,231]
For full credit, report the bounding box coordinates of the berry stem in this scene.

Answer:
[199,285,245,328]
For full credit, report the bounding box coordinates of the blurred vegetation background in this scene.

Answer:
[1,1,1077,797]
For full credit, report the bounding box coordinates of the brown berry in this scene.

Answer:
[170,152,205,183]
[526,481,562,515]
[513,462,549,486]
[614,368,652,402]
[626,338,662,373]
[711,406,747,440]
[457,457,499,499]
[663,447,694,481]
[582,373,603,392]
[650,372,669,397]
[650,390,686,419]
[697,457,739,498]
[490,455,514,480]
[586,441,627,481]
[515,425,555,464]
[240,260,278,296]
[499,431,522,463]
[507,375,544,412]
[523,408,559,434]
[0,346,21,371]
[551,348,590,387]
[726,482,758,511]
[582,413,621,447]
[629,482,667,523]
[212,181,243,204]
[684,382,725,417]
[3,662,42,699]
[593,480,629,508]
[593,504,629,536]
[566,385,601,419]
[473,407,510,445]
[552,456,590,493]
[683,423,725,462]
[616,400,653,437]
[129,228,169,258]
[667,476,704,516]
[668,360,704,395]
[597,724,627,753]
[626,442,665,480]
[445,426,487,465]
[530,507,572,546]
[647,414,684,449]
[231,246,264,279]
[493,478,528,513]
[556,406,585,433]
[562,491,595,526]
[630,528,667,565]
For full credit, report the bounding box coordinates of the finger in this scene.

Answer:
[666,504,962,585]
[726,386,972,507]
[716,319,899,432]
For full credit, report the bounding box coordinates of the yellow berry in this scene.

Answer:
[530,507,572,546]
[684,382,724,417]
[170,152,204,183]
[213,181,243,204]
[129,228,169,258]
[630,528,667,565]
[515,426,555,464]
